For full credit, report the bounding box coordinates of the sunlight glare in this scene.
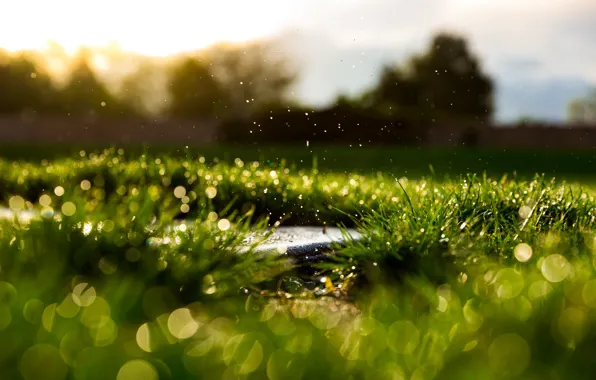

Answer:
[0,0,292,56]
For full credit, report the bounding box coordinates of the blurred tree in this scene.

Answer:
[205,41,297,119]
[368,66,422,119]
[369,32,494,125]
[335,93,371,109]
[119,60,168,117]
[165,40,296,123]
[0,51,58,114]
[166,57,227,118]
[568,90,596,125]
[41,41,71,83]
[58,49,125,117]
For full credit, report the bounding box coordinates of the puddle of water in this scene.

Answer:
[0,208,362,258]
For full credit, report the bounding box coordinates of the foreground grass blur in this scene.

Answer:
[2,149,596,379]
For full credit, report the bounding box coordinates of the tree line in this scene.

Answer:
[0,32,495,144]
[0,41,295,119]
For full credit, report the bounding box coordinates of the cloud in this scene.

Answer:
[280,0,596,120]
[447,0,596,81]
[289,0,448,46]
[280,31,412,105]
[497,78,592,122]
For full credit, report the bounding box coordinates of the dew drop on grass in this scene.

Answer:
[519,205,532,219]
[61,202,76,216]
[56,294,80,318]
[174,186,186,199]
[39,194,52,207]
[218,219,230,231]
[41,304,57,332]
[514,243,533,263]
[437,296,448,312]
[126,248,141,262]
[387,320,419,354]
[23,299,44,324]
[205,186,217,199]
[136,323,153,352]
[185,336,214,357]
[528,280,552,300]
[99,257,117,275]
[72,283,96,307]
[8,196,24,211]
[488,333,530,377]
[19,344,67,380]
[41,207,54,219]
[168,308,199,340]
[541,254,571,283]
[89,317,117,347]
[117,360,158,380]
[463,301,483,331]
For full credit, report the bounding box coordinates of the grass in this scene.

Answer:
[2,147,596,379]
[3,143,596,179]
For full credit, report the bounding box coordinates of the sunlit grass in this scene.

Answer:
[2,149,596,378]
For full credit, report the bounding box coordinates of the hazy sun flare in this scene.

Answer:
[0,0,291,56]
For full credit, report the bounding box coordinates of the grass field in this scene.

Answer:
[3,143,596,179]
[2,146,596,379]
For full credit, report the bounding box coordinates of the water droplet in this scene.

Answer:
[542,254,571,283]
[514,243,533,262]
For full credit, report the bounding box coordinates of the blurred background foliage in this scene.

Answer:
[0,32,502,144]
[0,38,298,121]
[3,31,594,147]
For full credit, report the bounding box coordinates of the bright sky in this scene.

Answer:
[0,0,294,55]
